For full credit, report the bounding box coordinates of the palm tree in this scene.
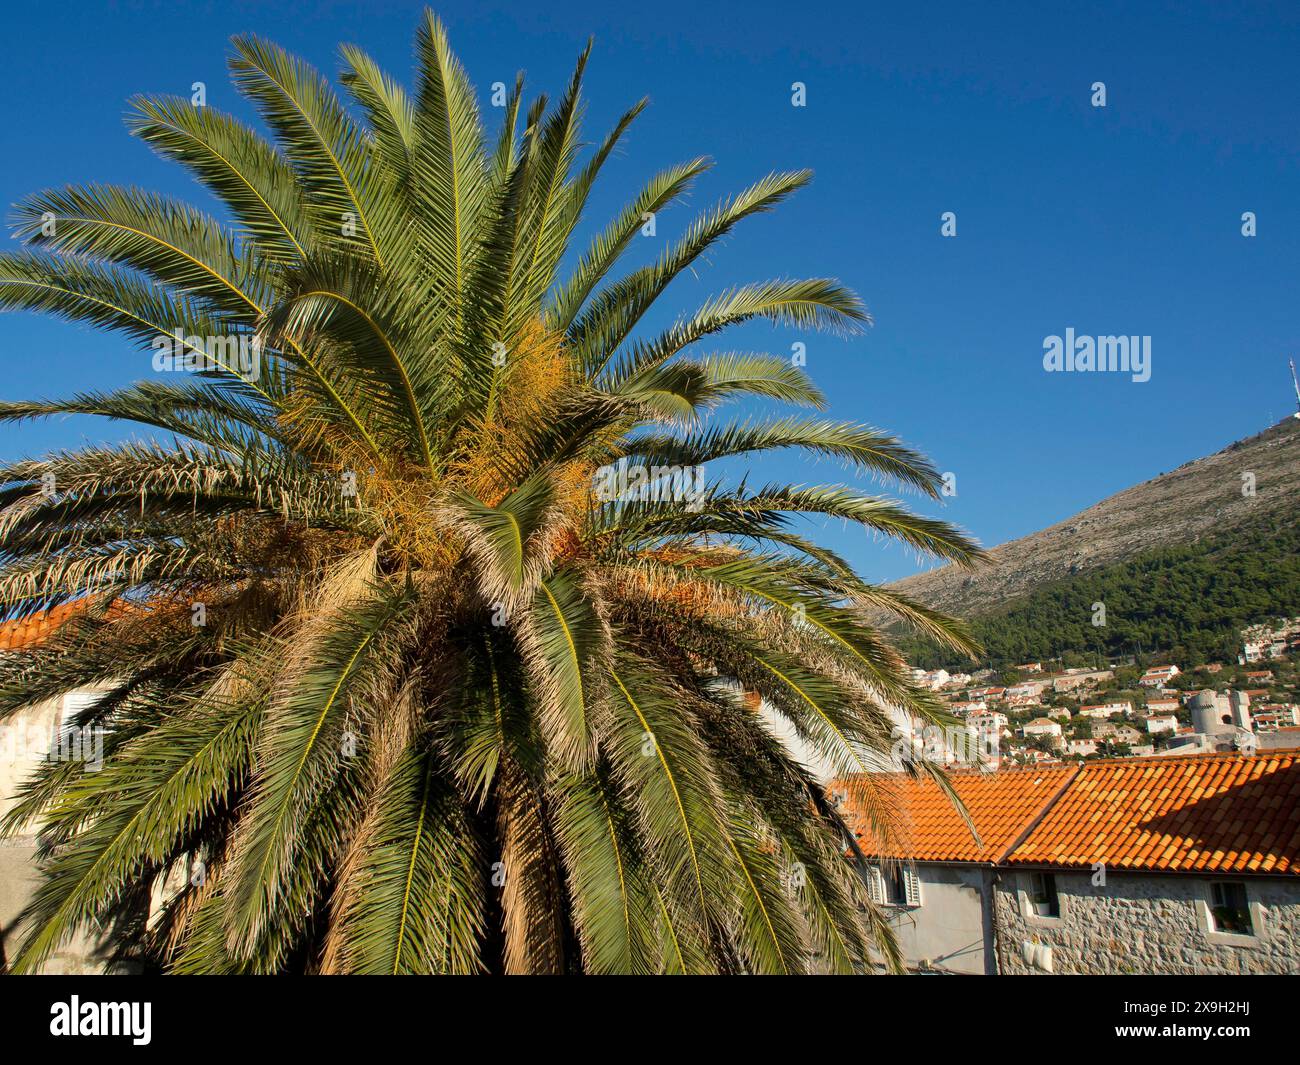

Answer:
[0,11,982,974]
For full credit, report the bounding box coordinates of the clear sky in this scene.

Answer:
[1,1,1297,583]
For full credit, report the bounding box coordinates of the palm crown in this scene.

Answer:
[0,11,982,974]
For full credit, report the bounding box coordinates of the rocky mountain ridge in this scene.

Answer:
[891,417,1300,618]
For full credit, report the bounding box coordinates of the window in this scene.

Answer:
[1029,872,1060,918]
[897,867,921,906]
[867,865,920,907]
[866,865,885,904]
[1209,881,1253,935]
[888,867,908,906]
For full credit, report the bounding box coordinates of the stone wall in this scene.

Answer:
[993,869,1300,974]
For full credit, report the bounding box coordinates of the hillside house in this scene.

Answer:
[913,668,951,690]
[1092,722,1143,745]
[1078,701,1130,719]
[966,711,1008,734]
[1240,621,1300,663]
[1053,670,1113,693]
[1254,706,1300,731]
[1023,718,1063,743]
[1140,665,1181,687]
[838,767,1075,974]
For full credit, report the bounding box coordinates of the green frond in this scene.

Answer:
[326,747,486,974]
[570,170,814,374]
[126,95,316,265]
[625,417,946,498]
[551,769,658,974]
[222,580,412,959]
[265,270,436,466]
[9,686,263,974]
[0,380,285,455]
[12,184,267,316]
[610,353,826,424]
[411,10,488,309]
[519,570,606,772]
[339,46,417,191]
[603,654,728,964]
[549,157,709,332]
[602,277,869,387]
[0,253,271,398]
[512,41,592,320]
[229,34,391,266]
[444,475,556,601]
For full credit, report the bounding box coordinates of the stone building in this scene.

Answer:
[839,751,1300,974]
[1051,669,1113,693]
[839,766,1075,974]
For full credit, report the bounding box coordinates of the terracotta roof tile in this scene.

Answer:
[837,753,1300,876]
[834,765,1076,863]
[1007,753,1300,875]
[0,599,137,652]
[0,601,92,651]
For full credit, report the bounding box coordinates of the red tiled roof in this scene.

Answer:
[837,753,1300,876]
[1007,753,1300,875]
[0,601,92,651]
[0,599,137,652]
[835,766,1076,863]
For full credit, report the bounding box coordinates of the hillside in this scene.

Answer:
[895,508,1300,669]
[892,417,1300,620]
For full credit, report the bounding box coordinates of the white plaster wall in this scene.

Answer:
[0,688,117,973]
[885,865,992,974]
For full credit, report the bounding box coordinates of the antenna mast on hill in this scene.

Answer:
[1291,358,1300,419]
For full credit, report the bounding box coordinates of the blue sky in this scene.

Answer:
[1,1,1297,583]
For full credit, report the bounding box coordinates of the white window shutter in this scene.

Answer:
[867,866,884,904]
[903,867,922,907]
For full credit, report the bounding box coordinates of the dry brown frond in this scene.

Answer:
[456,320,571,503]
